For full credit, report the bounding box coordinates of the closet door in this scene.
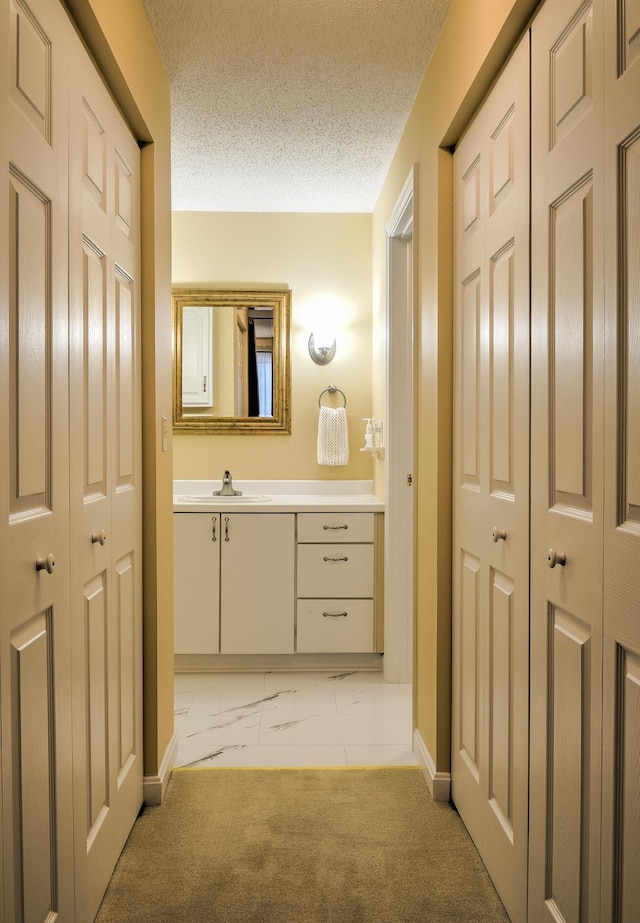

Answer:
[451,36,530,923]
[530,1,605,921]
[0,0,75,918]
[601,3,640,919]
[68,29,143,922]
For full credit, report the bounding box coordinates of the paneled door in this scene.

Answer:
[67,27,143,923]
[600,2,640,919]
[451,35,530,923]
[529,0,605,920]
[0,0,75,918]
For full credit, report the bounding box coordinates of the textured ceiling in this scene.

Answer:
[141,0,453,212]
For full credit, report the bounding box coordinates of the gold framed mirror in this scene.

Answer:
[172,288,291,434]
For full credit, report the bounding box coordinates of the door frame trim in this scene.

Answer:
[384,165,417,683]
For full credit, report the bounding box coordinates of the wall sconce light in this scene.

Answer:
[308,332,336,365]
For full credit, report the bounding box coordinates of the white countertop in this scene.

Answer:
[173,479,384,513]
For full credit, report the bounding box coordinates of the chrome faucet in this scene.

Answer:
[213,469,242,497]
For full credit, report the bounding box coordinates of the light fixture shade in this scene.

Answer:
[308,332,336,365]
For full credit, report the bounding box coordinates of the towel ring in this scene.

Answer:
[318,385,347,408]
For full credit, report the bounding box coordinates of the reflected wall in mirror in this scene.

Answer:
[173,288,291,434]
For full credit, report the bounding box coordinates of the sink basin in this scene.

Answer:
[177,494,272,504]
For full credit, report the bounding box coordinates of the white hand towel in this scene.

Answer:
[317,406,349,466]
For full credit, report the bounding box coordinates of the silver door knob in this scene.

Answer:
[91,530,107,546]
[547,548,566,568]
[36,553,56,574]
[491,527,507,543]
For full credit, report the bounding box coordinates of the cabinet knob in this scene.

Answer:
[546,548,566,569]
[323,555,348,563]
[91,530,107,546]
[491,527,507,543]
[36,553,56,575]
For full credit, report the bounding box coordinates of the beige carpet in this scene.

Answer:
[96,767,510,923]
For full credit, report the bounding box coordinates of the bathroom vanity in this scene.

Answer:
[173,480,384,669]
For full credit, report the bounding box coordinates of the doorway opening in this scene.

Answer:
[384,167,416,685]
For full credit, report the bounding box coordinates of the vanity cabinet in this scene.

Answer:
[296,513,376,653]
[173,508,382,659]
[173,512,295,655]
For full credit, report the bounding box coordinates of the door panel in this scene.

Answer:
[220,514,295,654]
[68,27,143,923]
[1,0,74,918]
[452,35,530,923]
[530,1,604,921]
[601,0,640,917]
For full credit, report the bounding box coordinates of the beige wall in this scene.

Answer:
[65,0,175,779]
[172,211,374,482]
[371,0,540,773]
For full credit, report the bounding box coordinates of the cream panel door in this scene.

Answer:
[452,35,530,923]
[220,514,295,654]
[0,0,75,919]
[530,1,605,921]
[601,3,640,919]
[68,31,143,923]
[174,513,221,654]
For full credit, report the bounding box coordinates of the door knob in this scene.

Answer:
[36,553,56,574]
[546,548,566,568]
[91,530,107,546]
[491,527,507,543]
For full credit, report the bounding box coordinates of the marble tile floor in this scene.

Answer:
[174,670,418,768]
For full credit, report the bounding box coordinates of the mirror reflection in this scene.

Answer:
[173,288,291,434]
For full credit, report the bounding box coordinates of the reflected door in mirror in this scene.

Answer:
[182,306,213,407]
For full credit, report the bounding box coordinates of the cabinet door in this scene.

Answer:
[220,514,294,654]
[181,306,213,406]
[174,513,220,653]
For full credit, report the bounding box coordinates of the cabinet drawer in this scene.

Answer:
[297,600,373,652]
[297,512,373,543]
[297,544,373,597]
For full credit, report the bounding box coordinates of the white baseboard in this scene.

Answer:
[413,729,451,803]
[143,733,178,806]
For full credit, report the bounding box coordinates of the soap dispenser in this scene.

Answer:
[362,418,374,448]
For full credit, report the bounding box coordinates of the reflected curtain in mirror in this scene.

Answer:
[172,288,291,434]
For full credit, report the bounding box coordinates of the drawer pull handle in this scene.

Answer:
[323,611,348,618]
[323,555,348,562]
[323,524,348,530]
